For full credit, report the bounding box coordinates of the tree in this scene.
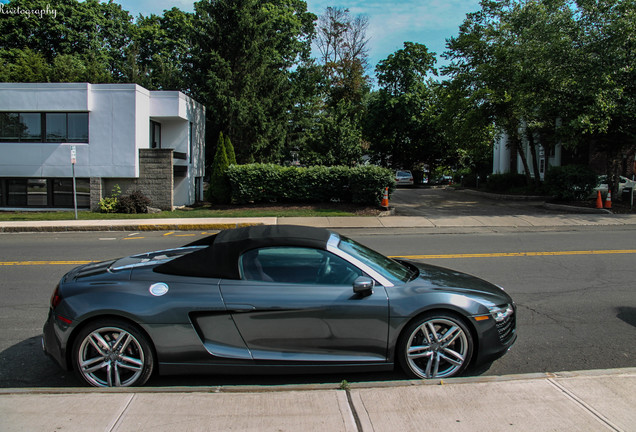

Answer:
[316,6,370,105]
[189,0,316,164]
[573,0,636,194]
[444,0,582,185]
[224,134,237,166]
[306,7,371,166]
[443,0,636,191]
[365,42,442,170]
[303,100,363,166]
[129,7,194,91]
[0,0,135,83]
[207,133,231,204]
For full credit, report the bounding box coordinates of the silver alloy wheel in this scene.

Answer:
[405,317,469,378]
[77,326,145,387]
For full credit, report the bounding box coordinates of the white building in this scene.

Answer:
[0,82,205,210]
[492,129,562,180]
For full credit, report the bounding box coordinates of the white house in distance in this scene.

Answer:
[492,130,562,181]
[0,82,205,211]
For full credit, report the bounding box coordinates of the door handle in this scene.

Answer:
[226,304,256,312]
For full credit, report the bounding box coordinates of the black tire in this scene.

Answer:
[398,312,473,379]
[72,319,154,387]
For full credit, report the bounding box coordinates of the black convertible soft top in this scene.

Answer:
[154,225,333,279]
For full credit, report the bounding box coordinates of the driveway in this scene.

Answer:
[390,187,555,217]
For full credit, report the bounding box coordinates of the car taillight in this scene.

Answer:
[51,285,62,309]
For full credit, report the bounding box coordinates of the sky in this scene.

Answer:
[113,0,483,73]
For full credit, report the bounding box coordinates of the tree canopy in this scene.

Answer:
[1,0,634,182]
[443,0,636,184]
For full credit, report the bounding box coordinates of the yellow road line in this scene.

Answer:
[390,250,636,260]
[2,249,635,266]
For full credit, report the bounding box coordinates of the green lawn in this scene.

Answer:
[0,206,364,221]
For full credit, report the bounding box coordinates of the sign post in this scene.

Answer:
[71,145,78,220]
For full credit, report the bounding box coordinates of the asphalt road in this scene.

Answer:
[1,225,635,388]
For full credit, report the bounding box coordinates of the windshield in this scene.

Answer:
[338,236,416,284]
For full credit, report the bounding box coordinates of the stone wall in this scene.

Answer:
[89,149,174,211]
[89,178,102,211]
[137,149,174,210]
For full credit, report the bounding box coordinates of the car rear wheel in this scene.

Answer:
[398,313,473,379]
[72,319,154,387]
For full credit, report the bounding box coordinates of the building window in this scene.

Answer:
[150,120,161,148]
[20,113,42,142]
[27,179,48,206]
[52,178,90,207]
[45,113,67,142]
[67,113,88,142]
[0,112,88,143]
[0,113,41,142]
[7,179,27,206]
[0,178,90,208]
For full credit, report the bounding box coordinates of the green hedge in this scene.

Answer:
[544,165,597,201]
[486,173,528,193]
[225,164,394,206]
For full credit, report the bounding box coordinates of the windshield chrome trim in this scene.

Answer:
[326,234,394,287]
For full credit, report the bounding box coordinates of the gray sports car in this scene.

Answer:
[43,225,516,387]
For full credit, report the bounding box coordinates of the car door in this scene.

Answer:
[219,246,390,363]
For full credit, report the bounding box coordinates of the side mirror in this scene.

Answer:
[353,276,375,295]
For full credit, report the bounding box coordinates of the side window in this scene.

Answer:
[240,247,363,285]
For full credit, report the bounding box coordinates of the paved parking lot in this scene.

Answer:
[391,187,556,217]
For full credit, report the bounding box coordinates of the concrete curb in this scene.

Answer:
[543,202,612,214]
[2,367,634,395]
[459,188,547,201]
[461,188,615,214]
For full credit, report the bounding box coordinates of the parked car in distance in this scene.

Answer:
[43,225,517,387]
[395,170,414,186]
[436,175,453,185]
[593,175,636,197]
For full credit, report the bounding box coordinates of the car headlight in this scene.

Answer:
[489,304,514,322]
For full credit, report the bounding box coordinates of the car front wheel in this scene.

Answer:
[398,313,473,379]
[72,319,154,387]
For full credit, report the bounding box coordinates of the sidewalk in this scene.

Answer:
[1,368,634,431]
[2,212,636,232]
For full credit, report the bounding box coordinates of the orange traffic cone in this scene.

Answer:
[381,187,389,209]
[604,190,612,209]
[595,190,603,209]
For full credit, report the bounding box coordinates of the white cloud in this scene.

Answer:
[306,0,481,67]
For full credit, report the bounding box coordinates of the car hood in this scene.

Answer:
[403,260,510,301]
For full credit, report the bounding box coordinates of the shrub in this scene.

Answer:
[349,165,395,205]
[226,164,393,206]
[544,165,597,201]
[486,173,528,193]
[98,184,121,213]
[116,190,151,214]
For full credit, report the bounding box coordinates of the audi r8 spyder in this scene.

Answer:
[43,225,516,387]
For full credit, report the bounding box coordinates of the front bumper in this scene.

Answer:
[42,309,69,371]
[472,309,517,365]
